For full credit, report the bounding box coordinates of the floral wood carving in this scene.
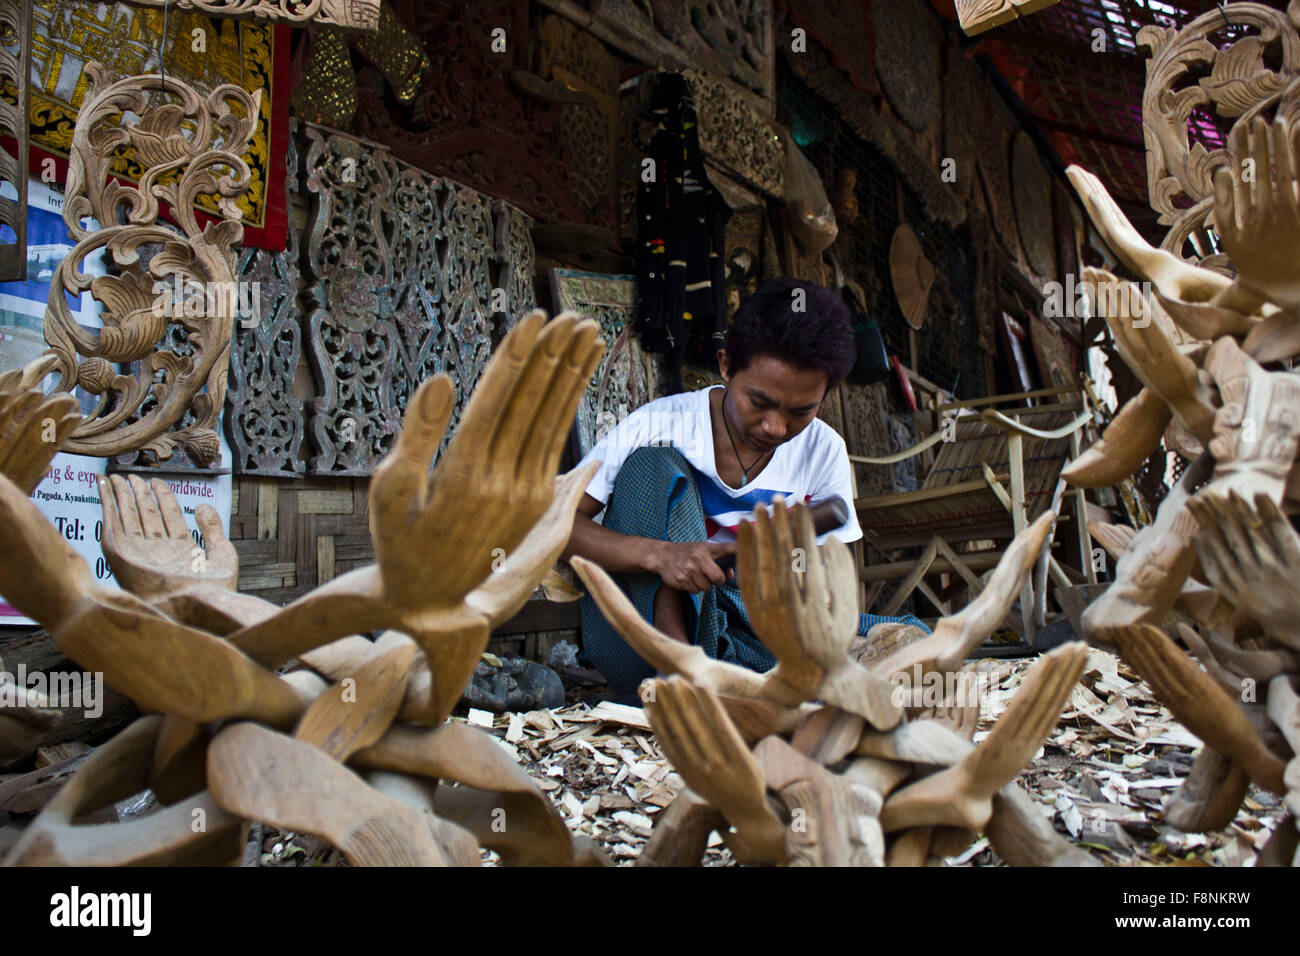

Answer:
[351,1,590,228]
[120,0,379,31]
[37,65,259,467]
[225,131,304,476]
[0,0,30,283]
[537,14,620,227]
[593,0,772,99]
[1139,0,1300,263]
[302,124,513,475]
[682,69,784,198]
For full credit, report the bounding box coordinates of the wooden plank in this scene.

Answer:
[317,534,336,586]
[297,489,355,514]
[855,477,1000,512]
[915,579,950,616]
[492,597,582,636]
[255,478,278,540]
[882,536,940,615]
[237,561,297,590]
[860,549,1005,582]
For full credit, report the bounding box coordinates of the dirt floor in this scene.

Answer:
[255,645,1288,867]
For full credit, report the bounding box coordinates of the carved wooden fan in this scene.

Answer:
[889,224,935,331]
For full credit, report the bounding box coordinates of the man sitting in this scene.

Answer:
[563,278,927,695]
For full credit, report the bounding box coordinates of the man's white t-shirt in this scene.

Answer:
[578,385,863,545]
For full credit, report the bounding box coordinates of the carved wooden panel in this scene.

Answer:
[226,131,305,477]
[871,0,940,133]
[683,69,784,198]
[593,0,772,99]
[41,66,258,467]
[120,0,379,31]
[1139,3,1300,263]
[537,14,619,228]
[1011,130,1057,281]
[0,0,30,283]
[302,124,505,476]
[549,269,663,458]
[28,1,288,250]
[494,199,536,331]
[956,0,1060,36]
[351,1,591,228]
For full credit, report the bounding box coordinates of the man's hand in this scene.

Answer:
[650,540,736,593]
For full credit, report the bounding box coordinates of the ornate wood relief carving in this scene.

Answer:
[1011,130,1058,281]
[591,0,772,99]
[352,1,592,229]
[302,124,508,476]
[871,0,939,133]
[549,269,663,458]
[226,131,304,477]
[955,0,1060,37]
[536,14,619,227]
[0,0,30,283]
[120,0,379,31]
[38,65,258,467]
[1139,2,1300,262]
[494,200,537,333]
[683,69,784,198]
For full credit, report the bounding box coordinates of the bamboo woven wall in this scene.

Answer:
[229,476,373,607]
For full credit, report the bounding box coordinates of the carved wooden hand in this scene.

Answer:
[739,499,902,729]
[208,722,480,866]
[879,642,1087,833]
[369,311,602,625]
[644,675,787,863]
[1188,491,1300,652]
[98,474,238,599]
[1113,622,1286,793]
[1066,165,1231,305]
[569,555,776,700]
[0,364,81,495]
[1214,116,1300,312]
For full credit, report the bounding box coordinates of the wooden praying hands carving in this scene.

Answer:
[0,310,611,867]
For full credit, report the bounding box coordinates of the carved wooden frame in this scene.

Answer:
[0,0,30,283]
[1140,1,1300,263]
[37,65,259,467]
[119,0,380,31]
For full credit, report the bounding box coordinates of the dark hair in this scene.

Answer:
[725,278,856,387]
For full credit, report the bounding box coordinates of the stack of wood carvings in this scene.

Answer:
[572,507,1095,866]
[0,313,616,866]
[1064,111,1300,865]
